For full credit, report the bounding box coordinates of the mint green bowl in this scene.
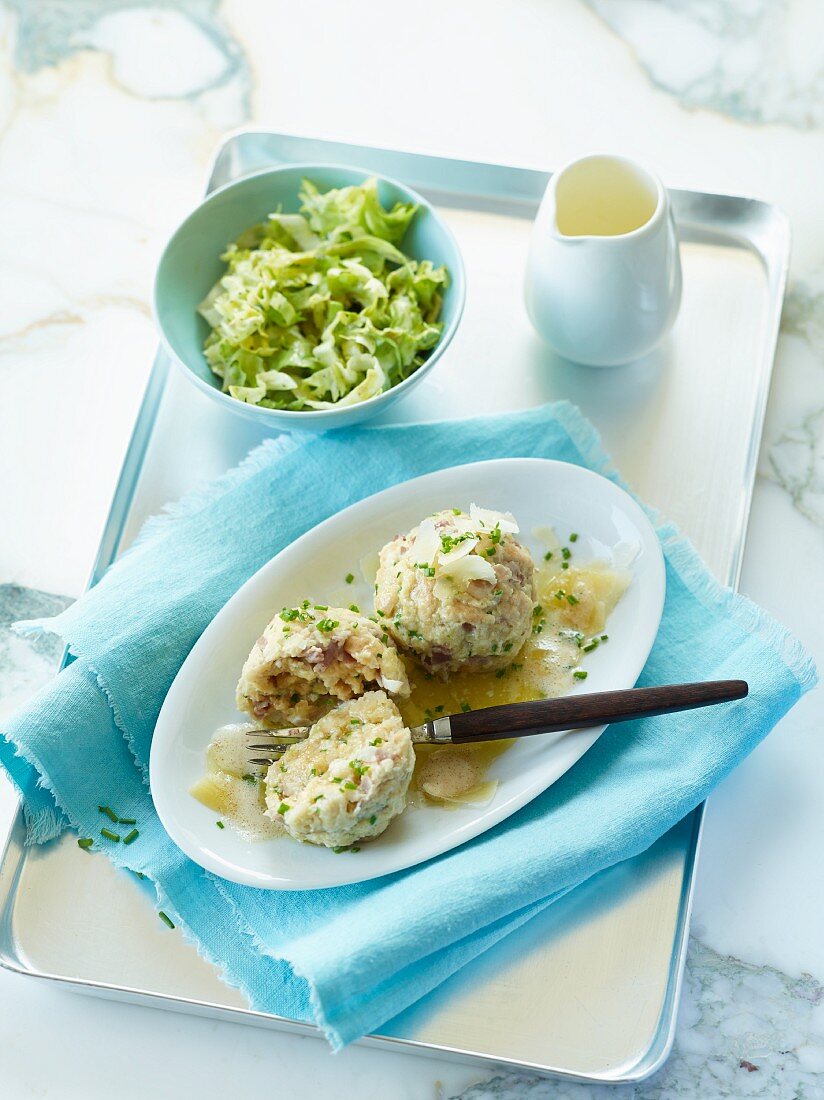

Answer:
[153,163,466,431]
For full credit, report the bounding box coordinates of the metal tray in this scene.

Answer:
[0,131,789,1084]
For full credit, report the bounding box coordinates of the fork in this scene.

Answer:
[246,679,748,765]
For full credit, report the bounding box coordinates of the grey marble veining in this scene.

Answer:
[585,0,824,129]
[767,281,824,527]
[782,279,824,349]
[451,940,824,1098]
[0,584,71,718]
[769,409,824,527]
[3,0,252,122]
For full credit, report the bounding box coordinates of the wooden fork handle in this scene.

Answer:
[446,679,749,744]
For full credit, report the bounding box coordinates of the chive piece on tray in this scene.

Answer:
[216,820,225,829]
[118,817,137,825]
[100,828,121,842]
[77,837,94,850]
[98,805,119,823]
[158,911,175,929]
[345,573,355,584]
[573,670,588,680]
[123,829,139,845]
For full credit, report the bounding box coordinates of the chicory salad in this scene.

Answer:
[197,177,449,411]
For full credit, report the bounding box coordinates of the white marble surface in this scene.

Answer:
[0,1,822,1096]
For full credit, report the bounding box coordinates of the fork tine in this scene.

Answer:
[247,748,299,756]
[244,727,309,738]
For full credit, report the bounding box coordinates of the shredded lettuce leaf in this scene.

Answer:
[198,177,449,412]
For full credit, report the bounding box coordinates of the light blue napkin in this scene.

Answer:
[1,403,815,1048]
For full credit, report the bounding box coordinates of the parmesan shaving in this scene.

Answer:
[412,517,440,566]
[380,677,407,695]
[440,554,497,586]
[359,550,380,586]
[470,504,519,533]
[439,536,479,565]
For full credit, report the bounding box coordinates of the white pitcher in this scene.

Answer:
[524,154,682,367]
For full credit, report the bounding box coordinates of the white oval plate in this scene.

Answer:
[150,458,665,890]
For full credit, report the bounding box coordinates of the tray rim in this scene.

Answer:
[0,127,790,1085]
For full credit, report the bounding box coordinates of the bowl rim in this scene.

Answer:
[152,161,467,424]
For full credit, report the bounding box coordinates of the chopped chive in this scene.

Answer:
[601,634,609,642]
[216,820,225,829]
[100,828,120,842]
[343,781,357,790]
[562,547,571,560]
[277,802,290,815]
[562,561,569,569]
[569,533,579,542]
[503,641,513,652]
[123,829,139,845]
[98,805,118,823]
[573,670,588,680]
[242,773,257,785]
[314,603,328,611]
[332,845,347,854]
[582,640,599,653]
[345,573,355,584]
[460,701,471,713]
[77,837,94,850]
[435,705,445,713]
[369,737,383,746]
[566,593,579,605]
[350,847,361,853]
[118,817,136,825]
[369,815,377,825]
[543,550,553,561]
[348,603,360,613]
[158,911,175,929]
